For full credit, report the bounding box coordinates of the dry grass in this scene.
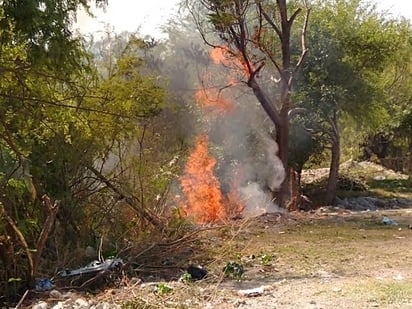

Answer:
[117,209,412,308]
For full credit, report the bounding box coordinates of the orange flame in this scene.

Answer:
[210,47,252,79]
[179,47,251,224]
[210,47,232,66]
[180,135,226,223]
[195,87,234,113]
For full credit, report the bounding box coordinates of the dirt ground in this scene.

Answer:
[26,207,412,309]
[20,161,412,308]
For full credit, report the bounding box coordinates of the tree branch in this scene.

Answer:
[260,6,282,39]
[86,165,162,227]
[33,195,60,277]
[0,204,34,280]
[292,2,310,81]
[288,8,302,25]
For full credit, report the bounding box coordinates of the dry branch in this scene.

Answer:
[86,165,163,227]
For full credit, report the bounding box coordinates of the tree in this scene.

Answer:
[187,0,310,207]
[0,1,177,295]
[0,0,109,293]
[295,0,406,204]
[362,18,412,173]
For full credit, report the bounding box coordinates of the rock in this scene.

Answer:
[75,298,90,309]
[62,291,74,299]
[51,301,64,309]
[91,302,111,309]
[49,289,64,299]
[33,302,48,309]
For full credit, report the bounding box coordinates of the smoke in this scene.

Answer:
[261,134,285,192]
[207,88,286,217]
[236,133,286,216]
[159,27,286,218]
[239,182,285,217]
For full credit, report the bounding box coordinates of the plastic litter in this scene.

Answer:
[381,216,399,226]
[35,278,54,291]
[237,285,270,297]
[187,265,208,280]
[57,258,123,278]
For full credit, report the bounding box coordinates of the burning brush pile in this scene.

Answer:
[176,47,285,224]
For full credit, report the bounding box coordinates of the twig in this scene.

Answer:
[98,236,104,262]
[15,289,29,309]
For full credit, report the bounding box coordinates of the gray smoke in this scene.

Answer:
[207,88,286,217]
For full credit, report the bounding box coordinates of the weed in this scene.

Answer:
[223,262,244,280]
[155,283,172,295]
[179,271,192,284]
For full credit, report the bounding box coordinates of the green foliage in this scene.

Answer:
[0,0,102,73]
[155,282,173,294]
[292,0,411,170]
[289,116,324,172]
[0,3,182,298]
[223,261,244,279]
[179,271,193,284]
[258,253,274,266]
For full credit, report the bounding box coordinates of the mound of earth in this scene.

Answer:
[301,159,409,184]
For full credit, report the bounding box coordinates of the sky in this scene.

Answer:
[74,0,412,38]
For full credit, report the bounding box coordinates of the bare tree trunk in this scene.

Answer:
[276,112,290,206]
[325,111,340,205]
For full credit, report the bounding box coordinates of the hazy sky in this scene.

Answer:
[74,0,412,38]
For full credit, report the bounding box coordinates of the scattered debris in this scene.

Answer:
[237,285,269,297]
[381,217,399,226]
[35,278,54,291]
[32,301,48,309]
[187,265,208,280]
[57,258,123,278]
[337,197,412,211]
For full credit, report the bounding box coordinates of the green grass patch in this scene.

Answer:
[346,280,412,306]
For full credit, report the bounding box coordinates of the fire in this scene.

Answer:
[180,135,226,223]
[210,47,232,66]
[179,46,251,224]
[195,87,234,114]
[210,47,252,79]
